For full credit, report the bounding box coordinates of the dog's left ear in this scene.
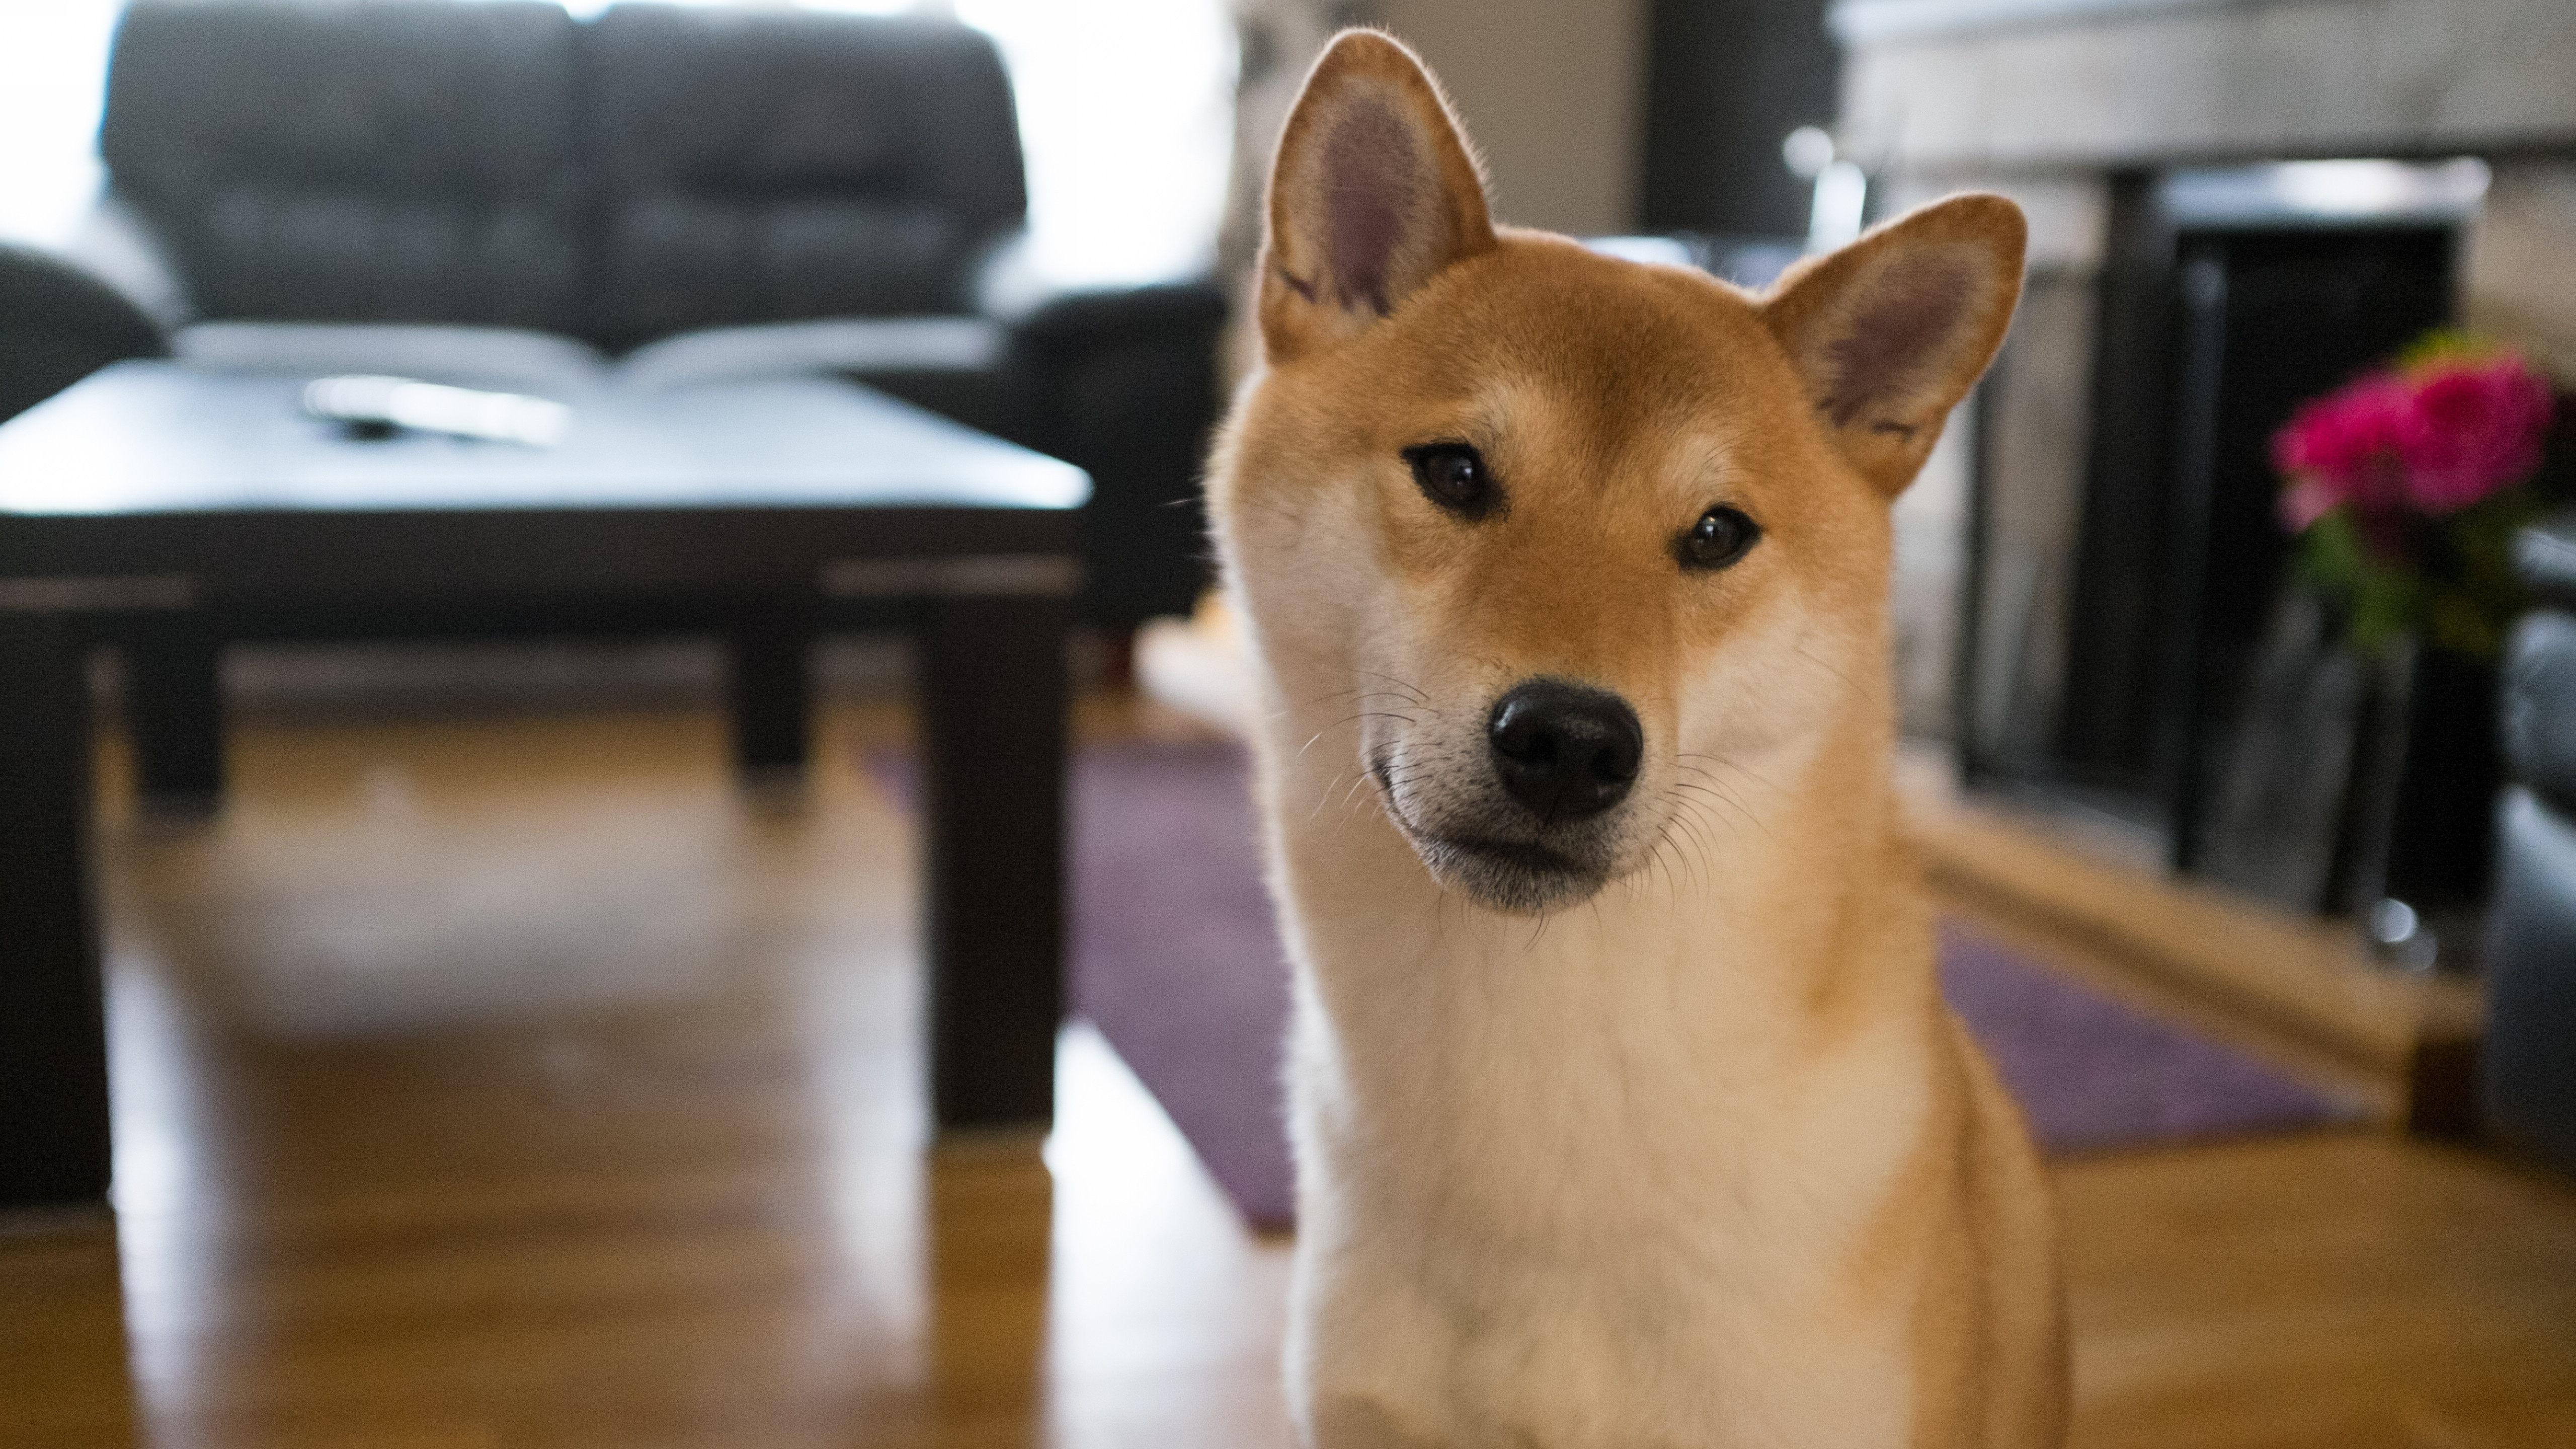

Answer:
[1760,194,2026,497]
[1258,30,1496,363]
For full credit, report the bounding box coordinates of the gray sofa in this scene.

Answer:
[54,0,1224,630]
[2487,514,2576,1175]
[104,2,1024,343]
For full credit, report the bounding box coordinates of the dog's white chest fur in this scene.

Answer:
[1266,750,1935,1448]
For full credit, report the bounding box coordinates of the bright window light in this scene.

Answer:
[955,0,1236,288]
[0,0,124,248]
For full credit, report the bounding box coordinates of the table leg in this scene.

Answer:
[725,595,813,784]
[0,613,112,1209]
[917,594,1069,1132]
[126,616,225,810]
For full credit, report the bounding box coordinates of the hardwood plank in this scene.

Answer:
[2060,1133,2576,1449]
[0,1217,139,1448]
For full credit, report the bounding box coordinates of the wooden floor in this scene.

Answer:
[5,695,2574,1448]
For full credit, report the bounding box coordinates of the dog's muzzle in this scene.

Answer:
[1390,677,1644,914]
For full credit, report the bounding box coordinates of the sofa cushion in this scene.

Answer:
[593,195,973,345]
[613,317,1004,392]
[101,0,585,333]
[581,5,1026,349]
[174,322,609,395]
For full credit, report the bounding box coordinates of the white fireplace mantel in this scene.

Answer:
[1836,0,2576,178]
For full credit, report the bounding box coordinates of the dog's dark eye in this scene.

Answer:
[1676,506,1760,571]
[1403,442,1500,519]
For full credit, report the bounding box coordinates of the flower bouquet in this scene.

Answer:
[2238,336,2570,934]
[2272,336,2560,659]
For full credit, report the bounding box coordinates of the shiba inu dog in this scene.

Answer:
[1204,30,2068,1449]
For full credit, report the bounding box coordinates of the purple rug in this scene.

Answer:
[878,740,2352,1228]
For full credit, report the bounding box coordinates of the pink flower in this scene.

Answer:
[2276,473,2344,533]
[2271,374,2413,529]
[2271,348,2555,532]
[2389,356,2554,513]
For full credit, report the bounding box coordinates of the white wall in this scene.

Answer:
[1370,0,1649,236]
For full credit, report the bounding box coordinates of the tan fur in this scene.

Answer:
[1210,29,2066,1449]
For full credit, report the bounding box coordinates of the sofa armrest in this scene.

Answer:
[2487,519,2576,1176]
[62,196,197,332]
[2485,787,2576,1175]
[2519,510,2576,612]
[997,279,1230,628]
[0,243,172,426]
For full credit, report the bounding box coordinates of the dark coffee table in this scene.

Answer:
[0,361,1088,1210]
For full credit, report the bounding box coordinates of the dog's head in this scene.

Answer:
[1214,31,2024,915]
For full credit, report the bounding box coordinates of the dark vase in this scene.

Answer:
[2203,602,2506,931]
[2377,645,2503,911]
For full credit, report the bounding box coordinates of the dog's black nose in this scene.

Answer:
[1487,679,1642,824]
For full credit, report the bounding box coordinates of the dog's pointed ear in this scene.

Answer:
[1258,29,1496,363]
[1760,194,2026,496]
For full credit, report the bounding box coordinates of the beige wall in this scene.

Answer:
[2466,162,2576,380]
[1369,0,1649,236]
